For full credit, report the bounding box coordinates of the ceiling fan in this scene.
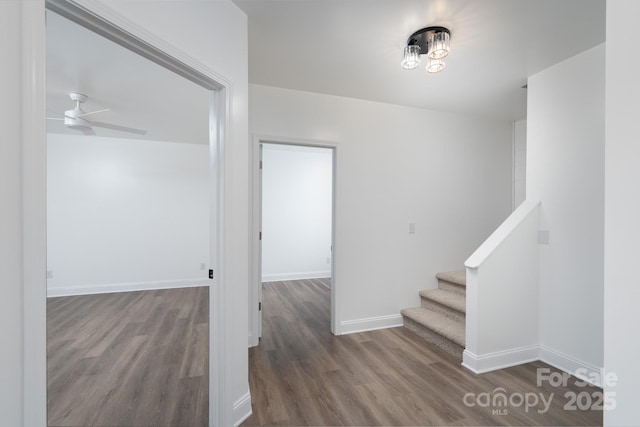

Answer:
[47,92,147,136]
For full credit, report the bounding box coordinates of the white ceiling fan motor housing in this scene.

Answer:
[65,92,92,131]
[64,108,92,131]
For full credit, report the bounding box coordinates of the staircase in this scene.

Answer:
[400,271,466,360]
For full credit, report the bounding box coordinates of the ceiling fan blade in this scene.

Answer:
[47,117,65,121]
[92,121,147,135]
[80,128,96,136]
[78,108,111,117]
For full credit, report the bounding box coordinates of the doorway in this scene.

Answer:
[45,9,211,426]
[251,138,337,343]
[36,1,229,425]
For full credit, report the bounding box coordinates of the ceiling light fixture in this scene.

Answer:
[401,26,451,74]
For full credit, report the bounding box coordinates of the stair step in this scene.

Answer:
[436,270,466,286]
[399,270,467,360]
[419,288,466,320]
[436,270,466,296]
[400,307,465,348]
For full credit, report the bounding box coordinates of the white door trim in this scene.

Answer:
[22,2,48,425]
[24,1,233,425]
[250,134,340,344]
[249,140,263,345]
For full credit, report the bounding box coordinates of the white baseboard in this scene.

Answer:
[233,391,252,427]
[462,345,604,388]
[47,279,209,297]
[462,345,539,374]
[262,271,331,282]
[339,314,403,335]
[539,345,604,388]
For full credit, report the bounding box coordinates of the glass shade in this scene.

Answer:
[428,30,450,60]
[426,57,445,73]
[401,44,421,70]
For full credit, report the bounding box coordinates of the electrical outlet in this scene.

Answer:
[47,270,53,279]
[200,263,206,270]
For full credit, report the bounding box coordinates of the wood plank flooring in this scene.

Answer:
[242,278,602,426]
[47,286,208,427]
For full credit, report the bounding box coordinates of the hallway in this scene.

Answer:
[243,278,601,426]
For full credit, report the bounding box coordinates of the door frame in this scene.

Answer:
[250,134,339,345]
[23,0,232,425]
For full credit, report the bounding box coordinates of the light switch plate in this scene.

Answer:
[539,230,550,244]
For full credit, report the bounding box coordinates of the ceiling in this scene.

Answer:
[234,0,606,122]
[46,0,606,141]
[46,11,210,144]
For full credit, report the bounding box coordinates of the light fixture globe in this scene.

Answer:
[427,30,450,59]
[426,57,446,73]
[401,44,421,70]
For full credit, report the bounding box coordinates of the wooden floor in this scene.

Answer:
[47,286,208,427]
[242,278,602,426]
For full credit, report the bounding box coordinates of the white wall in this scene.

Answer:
[513,119,527,209]
[88,2,250,423]
[261,144,332,281]
[605,1,640,424]
[1,1,25,424]
[250,84,513,332]
[46,134,209,296]
[527,44,605,374]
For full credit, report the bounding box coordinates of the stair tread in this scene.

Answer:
[436,270,466,287]
[419,289,466,314]
[400,307,465,347]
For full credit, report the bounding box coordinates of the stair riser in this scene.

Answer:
[420,298,465,323]
[438,279,466,296]
[403,317,463,360]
